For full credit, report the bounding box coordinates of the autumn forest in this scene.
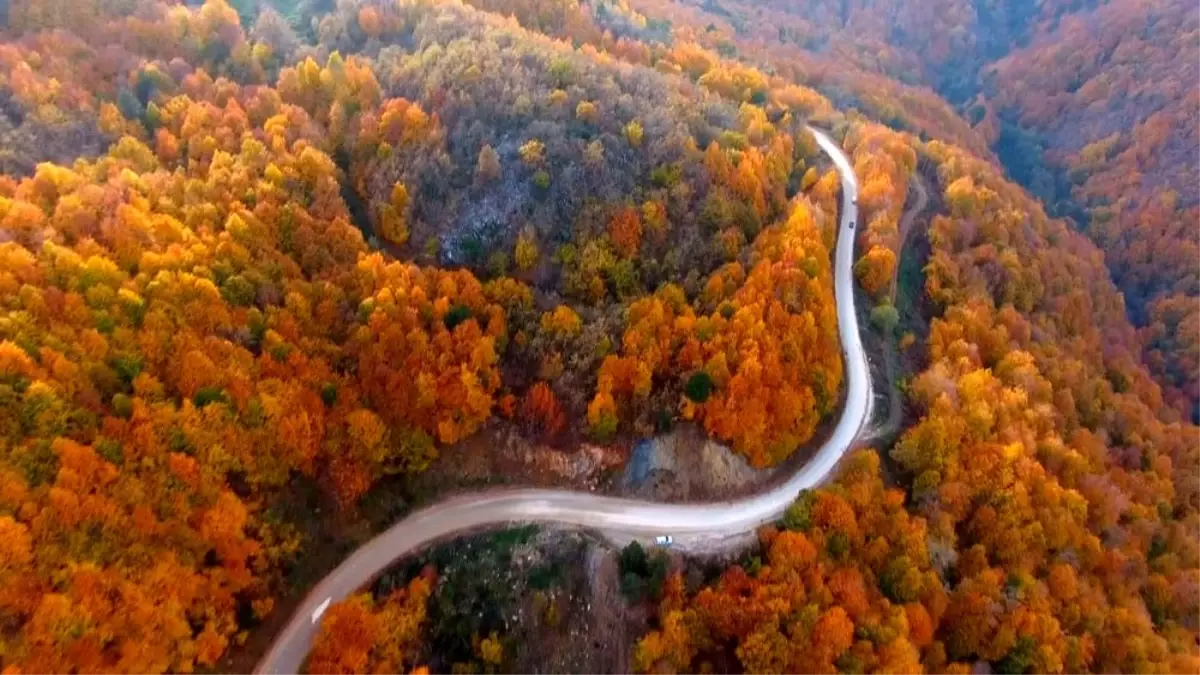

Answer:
[0,0,1195,672]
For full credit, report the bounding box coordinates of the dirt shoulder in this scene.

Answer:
[864,171,935,458]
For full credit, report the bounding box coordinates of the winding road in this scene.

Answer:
[256,127,869,674]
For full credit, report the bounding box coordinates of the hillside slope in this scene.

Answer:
[0,0,1195,673]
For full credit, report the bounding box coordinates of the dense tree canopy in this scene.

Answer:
[639,127,1199,674]
[985,0,1200,418]
[0,0,1195,671]
[0,0,850,667]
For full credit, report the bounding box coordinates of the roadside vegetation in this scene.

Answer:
[0,0,1195,672]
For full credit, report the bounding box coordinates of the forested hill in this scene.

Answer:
[619,0,1200,418]
[0,0,1195,673]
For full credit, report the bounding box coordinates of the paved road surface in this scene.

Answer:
[256,126,868,674]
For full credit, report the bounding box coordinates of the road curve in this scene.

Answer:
[256,126,868,674]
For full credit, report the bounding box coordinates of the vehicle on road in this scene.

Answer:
[654,535,673,546]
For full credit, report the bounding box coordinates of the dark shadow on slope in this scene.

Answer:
[0,88,112,177]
